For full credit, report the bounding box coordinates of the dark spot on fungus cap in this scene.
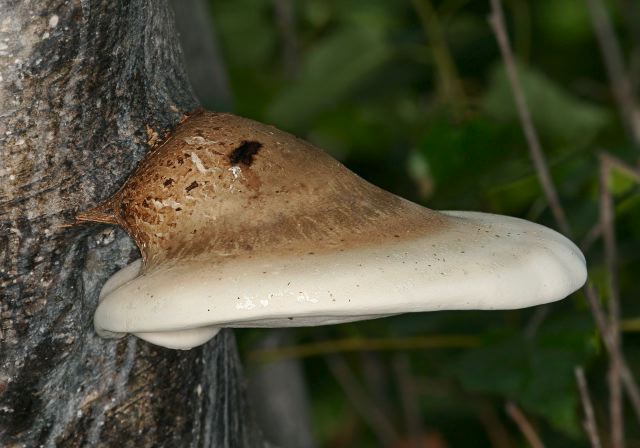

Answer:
[229,140,263,166]
[185,181,199,193]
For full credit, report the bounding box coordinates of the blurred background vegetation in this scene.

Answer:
[175,0,640,446]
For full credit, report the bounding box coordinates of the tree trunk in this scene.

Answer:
[0,1,262,446]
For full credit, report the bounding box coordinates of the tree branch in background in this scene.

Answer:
[615,0,640,59]
[615,0,640,96]
[600,154,624,448]
[476,401,514,448]
[585,0,640,147]
[323,353,399,448]
[575,367,603,448]
[589,153,640,424]
[505,402,545,448]
[580,155,640,251]
[584,282,640,422]
[487,0,571,235]
[393,354,424,448]
[248,334,479,363]
[273,0,300,78]
[601,153,640,181]
[247,330,317,448]
[488,0,640,439]
[358,352,396,434]
[170,0,234,110]
[412,0,467,119]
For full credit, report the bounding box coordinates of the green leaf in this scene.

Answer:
[266,27,393,131]
[213,0,277,68]
[451,316,595,436]
[415,115,532,206]
[538,0,593,44]
[483,63,610,146]
[617,192,640,216]
[610,168,638,197]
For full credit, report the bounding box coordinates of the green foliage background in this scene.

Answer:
[207,0,640,446]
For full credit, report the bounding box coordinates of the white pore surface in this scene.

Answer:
[95,211,587,349]
[97,259,220,349]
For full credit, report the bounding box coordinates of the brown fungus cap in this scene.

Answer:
[81,110,447,266]
[79,110,587,350]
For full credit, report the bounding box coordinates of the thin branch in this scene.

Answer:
[273,0,299,78]
[607,305,624,448]
[392,354,424,448]
[324,353,399,448]
[601,152,640,181]
[590,151,640,439]
[488,0,640,429]
[580,154,640,250]
[476,401,514,448]
[412,0,467,118]
[487,0,571,235]
[584,282,640,421]
[621,317,640,331]
[575,367,603,448]
[600,154,624,448]
[359,352,395,424]
[585,0,640,147]
[601,150,640,435]
[524,305,550,339]
[615,0,640,56]
[505,402,545,448]
[582,153,640,252]
[248,334,479,363]
[580,222,602,253]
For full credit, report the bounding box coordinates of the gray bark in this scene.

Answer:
[0,1,261,446]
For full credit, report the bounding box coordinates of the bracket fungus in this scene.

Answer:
[77,110,587,350]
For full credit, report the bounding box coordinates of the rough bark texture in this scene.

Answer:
[0,1,262,446]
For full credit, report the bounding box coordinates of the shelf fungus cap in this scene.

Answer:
[78,110,587,350]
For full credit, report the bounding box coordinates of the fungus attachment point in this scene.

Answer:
[81,111,587,350]
[76,199,118,225]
